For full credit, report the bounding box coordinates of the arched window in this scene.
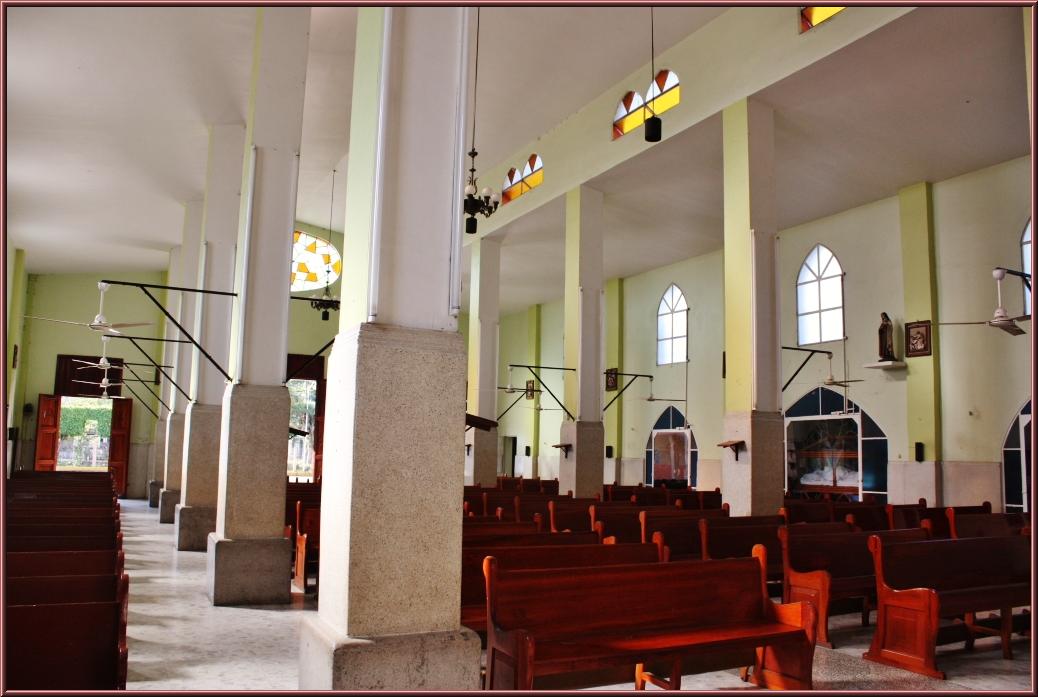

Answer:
[1022,219,1031,316]
[657,284,688,365]
[797,244,844,345]
[291,231,342,292]
[501,154,544,204]
[612,71,680,140]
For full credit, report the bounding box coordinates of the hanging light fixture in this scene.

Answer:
[310,169,341,321]
[463,7,500,235]
[644,7,662,143]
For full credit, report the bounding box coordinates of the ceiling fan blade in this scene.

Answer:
[72,379,101,385]
[100,327,123,335]
[938,321,988,326]
[992,322,1026,336]
[1009,315,1031,322]
[25,316,90,327]
[107,322,153,329]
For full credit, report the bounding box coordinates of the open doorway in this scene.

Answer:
[286,354,326,483]
[57,397,113,472]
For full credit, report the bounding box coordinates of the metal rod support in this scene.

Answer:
[526,366,574,421]
[121,362,171,413]
[100,279,236,297]
[119,379,160,420]
[139,286,232,383]
[496,392,526,422]
[603,375,641,414]
[125,336,190,403]
[781,345,831,392]
[285,338,335,383]
[509,363,575,372]
[110,335,191,343]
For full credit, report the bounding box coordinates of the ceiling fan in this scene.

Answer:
[26,281,153,335]
[71,334,122,371]
[939,268,1030,336]
[823,338,863,390]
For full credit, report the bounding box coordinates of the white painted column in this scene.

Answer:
[720,98,783,516]
[298,7,481,689]
[149,247,182,507]
[175,124,245,551]
[159,201,203,522]
[206,7,309,605]
[559,185,605,498]
[466,237,500,487]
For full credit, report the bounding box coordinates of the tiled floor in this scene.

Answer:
[123,498,1032,691]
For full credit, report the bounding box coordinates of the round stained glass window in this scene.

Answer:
[291,231,342,292]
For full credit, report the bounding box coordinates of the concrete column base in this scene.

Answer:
[721,410,785,516]
[470,427,498,487]
[158,488,180,524]
[559,420,604,498]
[174,505,216,551]
[298,615,481,690]
[206,534,291,606]
[147,480,162,508]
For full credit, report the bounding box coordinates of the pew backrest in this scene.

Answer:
[780,527,929,578]
[869,535,1030,592]
[7,550,124,577]
[946,510,1017,539]
[7,573,122,605]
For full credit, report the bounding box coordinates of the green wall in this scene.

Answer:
[287,222,344,361]
[20,271,166,446]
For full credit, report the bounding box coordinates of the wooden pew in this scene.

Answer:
[5,574,129,689]
[698,488,724,510]
[539,479,560,496]
[699,520,783,590]
[910,503,992,538]
[7,532,123,552]
[7,550,125,577]
[603,482,644,501]
[294,506,321,592]
[7,507,118,520]
[779,527,930,647]
[7,573,125,605]
[779,500,831,524]
[461,543,661,637]
[8,522,120,538]
[462,520,543,544]
[884,498,929,529]
[946,510,1025,539]
[785,521,855,536]
[594,506,725,544]
[864,535,1031,678]
[548,498,632,533]
[484,547,816,690]
[465,531,599,548]
[630,486,670,505]
[834,503,889,531]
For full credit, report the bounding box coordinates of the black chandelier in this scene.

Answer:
[645,7,662,143]
[463,7,499,235]
[311,170,340,321]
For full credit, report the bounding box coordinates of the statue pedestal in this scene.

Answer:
[863,361,907,370]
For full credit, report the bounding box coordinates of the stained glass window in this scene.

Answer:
[613,71,680,140]
[657,284,688,365]
[1022,219,1031,316]
[501,154,544,204]
[797,244,844,345]
[799,7,845,33]
[291,231,342,292]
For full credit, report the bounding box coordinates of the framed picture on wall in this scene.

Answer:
[905,320,932,357]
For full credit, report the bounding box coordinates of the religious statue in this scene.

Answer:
[878,312,896,361]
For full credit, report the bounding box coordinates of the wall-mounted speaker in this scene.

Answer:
[524,445,531,457]
[914,442,924,463]
[605,445,614,459]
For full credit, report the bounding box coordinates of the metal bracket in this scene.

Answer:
[781,346,833,392]
[101,279,235,383]
[602,371,653,414]
[508,364,575,421]
[285,338,335,383]
[113,336,191,402]
[120,362,171,414]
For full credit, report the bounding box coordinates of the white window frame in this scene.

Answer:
[796,244,846,346]
[656,284,688,366]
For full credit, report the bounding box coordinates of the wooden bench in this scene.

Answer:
[461,543,662,637]
[294,506,321,593]
[462,520,543,544]
[8,522,120,538]
[779,527,930,647]
[7,507,118,520]
[548,498,624,533]
[699,520,783,590]
[908,503,992,538]
[640,513,778,561]
[594,506,726,545]
[947,510,1026,539]
[484,546,816,690]
[7,572,125,605]
[884,498,929,528]
[465,531,599,548]
[5,574,129,689]
[834,503,889,531]
[7,550,125,577]
[7,532,123,552]
[864,534,1031,678]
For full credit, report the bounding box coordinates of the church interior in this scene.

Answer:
[3,5,1034,692]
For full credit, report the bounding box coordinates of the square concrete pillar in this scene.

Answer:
[206,383,291,605]
[175,402,222,551]
[148,479,162,508]
[298,323,481,690]
[559,420,604,499]
[470,427,498,487]
[720,411,785,516]
[158,412,185,523]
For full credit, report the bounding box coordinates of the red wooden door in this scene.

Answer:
[34,394,60,472]
[108,398,132,496]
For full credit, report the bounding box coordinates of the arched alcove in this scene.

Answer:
[643,406,698,487]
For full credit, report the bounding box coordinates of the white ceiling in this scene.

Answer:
[6,5,1030,300]
[471,5,1031,315]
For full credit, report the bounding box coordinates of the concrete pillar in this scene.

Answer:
[466,237,500,486]
[896,182,942,505]
[206,7,309,605]
[175,124,245,551]
[720,98,783,517]
[298,7,481,689]
[159,202,203,522]
[604,277,624,485]
[558,185,605,499]
[149,264,178,507]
